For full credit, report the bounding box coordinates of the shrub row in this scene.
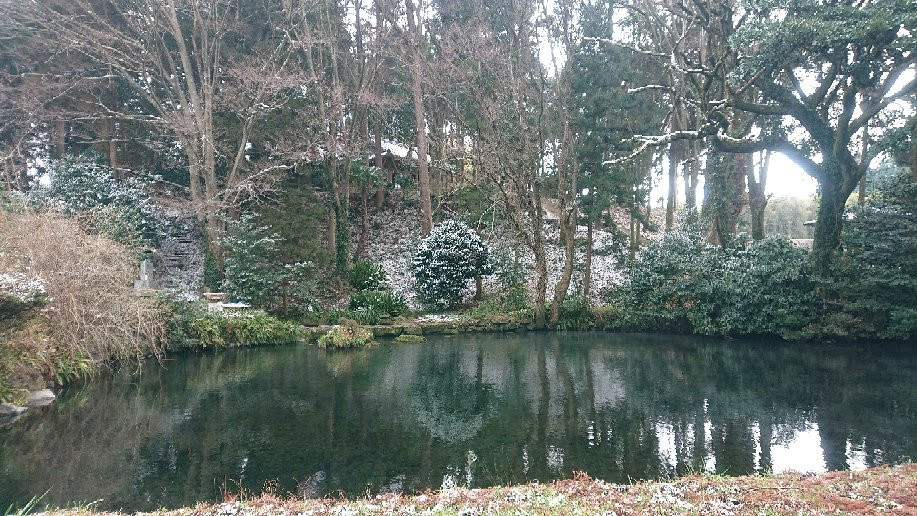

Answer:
[166,306,302,349]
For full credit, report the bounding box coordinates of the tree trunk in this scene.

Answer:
[334,195,350,273]
[327,206,337,262]
[636,209,643,245]
[550,211,576,327]
[811,182,846,274]
[356,187,369,259]
[53,119,66,158]
[531,184,548,330]
[858,126,870,206]
[750,203,766,241]
[474,276,483,301]
[684,142,700,216]
[666,141,678,231]
[107,118,118,170]
[583,221,593,298]
[533,233,548,330]
[405,0,433,235]
[748,151,769,241]
[374,117,385,208]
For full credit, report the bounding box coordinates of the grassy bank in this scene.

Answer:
[36,464,916,515]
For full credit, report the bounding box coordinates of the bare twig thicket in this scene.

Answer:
[0,211,165,387]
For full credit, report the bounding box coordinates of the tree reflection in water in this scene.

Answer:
[0,333,914,511]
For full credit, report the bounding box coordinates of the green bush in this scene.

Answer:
[716,238,817,337]
[608,227,713,333]
[222,213,315,315]
[609,229,816,339]
[349,290,407,317]
[166,302,301,348]
[489,247,530,312]
[819,170,917,339]
[351,261,387,291]
[317,325,374,349]
[202,243,223,292]
[351,307,382,325]
[411,220,491,309]
[555,294,594,330]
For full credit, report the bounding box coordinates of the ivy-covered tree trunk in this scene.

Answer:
[374,118,386,208]
[704,151,748,246]
[327,203,337,264]
[812,179,848,274]
[583,221,593,297]
[551,210,576,327]
[811,158,863,275]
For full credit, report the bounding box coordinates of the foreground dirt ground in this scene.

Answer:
[57,464,916,515]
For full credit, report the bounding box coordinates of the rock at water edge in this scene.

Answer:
[26,389,55,407]
[0,403,27,417]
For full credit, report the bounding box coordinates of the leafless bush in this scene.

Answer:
[0,211,165,382]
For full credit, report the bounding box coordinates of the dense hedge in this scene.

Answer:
[607,171,916,341]
[608,230,817,339]
[819,172,917,340]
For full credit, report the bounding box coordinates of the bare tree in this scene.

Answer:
[4,0,302,259]
[435,0,552,328]
[404,0,434,235]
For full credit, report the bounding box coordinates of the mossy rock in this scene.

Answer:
[403,324,423,336]
[370,325,403,338]
[394,334,425,344]
[317,325,374,349]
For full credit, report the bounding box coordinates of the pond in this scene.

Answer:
[1,332,915,511]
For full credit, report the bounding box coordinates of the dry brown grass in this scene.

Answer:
[0,211,165,391]
[44,464,917,515]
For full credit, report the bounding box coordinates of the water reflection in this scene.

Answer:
[0,333,914,511]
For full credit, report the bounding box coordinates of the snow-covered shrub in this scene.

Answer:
[411,220,491,309]
[0,273,48,321]
[34,155,167,254]
[222,213,315,315]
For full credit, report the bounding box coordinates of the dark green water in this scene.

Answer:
[1,333,915,511]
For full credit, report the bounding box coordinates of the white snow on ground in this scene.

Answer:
[355,203,628,309]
